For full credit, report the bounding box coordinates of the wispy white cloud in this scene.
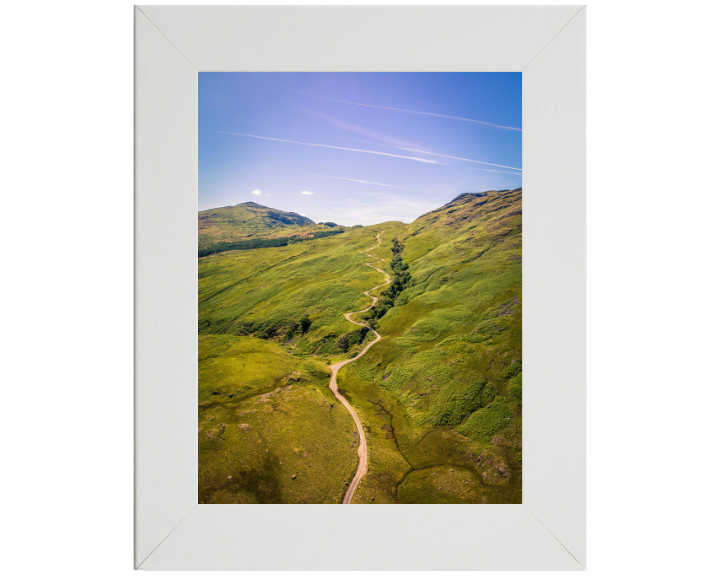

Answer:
[257,165,428,192]
[300,191,314,195]
[251,189,262,195]
[205,130,444,165]
[289,89,522,132]
[324,134,522,171]
[299,213,307,216]
[304,109,424,149]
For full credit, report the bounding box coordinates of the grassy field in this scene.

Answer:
[199,189,522,503]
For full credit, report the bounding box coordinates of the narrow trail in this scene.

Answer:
[329,232,391,504]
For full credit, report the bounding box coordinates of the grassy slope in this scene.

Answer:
[198,201,337,248]
[199,221,407,360]
[340,189,522,503]
[198,223,405,503]
[198,335,359,503]
[198,189,522,503]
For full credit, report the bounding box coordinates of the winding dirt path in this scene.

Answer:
[329,232,391,504]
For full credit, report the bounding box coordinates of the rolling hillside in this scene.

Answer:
[198,188,522,504]
[198,201,340,249]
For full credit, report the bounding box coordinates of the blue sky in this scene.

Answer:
[199,73,521,225]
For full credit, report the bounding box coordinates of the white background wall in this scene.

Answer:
[1,1,717,574]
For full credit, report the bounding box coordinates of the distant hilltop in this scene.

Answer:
[418,188,522,219]
[448,187,522,205]
[198,202,320,248]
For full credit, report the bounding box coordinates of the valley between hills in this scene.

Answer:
[198,188,522,504]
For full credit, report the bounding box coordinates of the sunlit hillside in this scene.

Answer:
[198,189,522,504]
[198,201,341,249]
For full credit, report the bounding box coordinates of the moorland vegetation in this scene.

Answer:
[198,189,522,504]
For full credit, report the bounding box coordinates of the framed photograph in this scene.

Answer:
[135,5,585,570]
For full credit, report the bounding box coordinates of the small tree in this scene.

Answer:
[391,237,405,255]
[299,314,311,334]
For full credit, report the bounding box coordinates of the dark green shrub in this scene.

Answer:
[501,361,522,380]
[507,373,522,401]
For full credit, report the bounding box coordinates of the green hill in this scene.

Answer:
[198,188,522,504]
[199,201,334,249]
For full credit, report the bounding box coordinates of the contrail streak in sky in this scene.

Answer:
[467,167,524,176]
[257,165,429,192]
[289,89,522,132]
[205,130,445,165]
[324,134,522,171]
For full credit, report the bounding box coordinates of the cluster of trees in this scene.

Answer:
[368,237,411,325]
[230,313,312,341]
[198,228,344,257]
[279,314,312,341]
[337,327,368,352]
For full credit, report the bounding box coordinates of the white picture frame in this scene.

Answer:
[135,5,586,570]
